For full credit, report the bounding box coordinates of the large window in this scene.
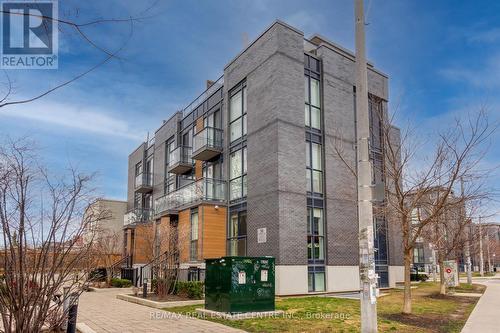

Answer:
[135,161,142,176]
[305,76,321,130]
[204,109,221,129]
[190,209,198,261]
[164,140,177,194]
[413,246,424,264]
[230,85,247,143]
[374,217,388,265]
[306,141,323,194]
[369,97,383,152]
[229,147,247,201]
[227,211,247,256]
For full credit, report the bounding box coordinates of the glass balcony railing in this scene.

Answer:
[134,172,153,192]
[192,127,223,160]
[123,207,153,226]
[155,178,226,216]
[167,146,193,174]
[182,76,224,118]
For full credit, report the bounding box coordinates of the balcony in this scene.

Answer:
[155,178,226,217]
[123,208,153,226]
[134,172,153,193]
[192,127,223,161]
[167,146,193,174]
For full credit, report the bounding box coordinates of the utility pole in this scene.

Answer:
[479,216,484,277]
[355,0,377,332]
[461,177,472,284]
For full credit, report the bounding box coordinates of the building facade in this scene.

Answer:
[124,21,404,295]
[83,199,127,254]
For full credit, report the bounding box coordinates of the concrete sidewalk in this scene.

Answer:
[461,279,500,333]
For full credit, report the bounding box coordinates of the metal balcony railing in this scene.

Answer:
[155,178,226,217]
[123,207,153,226]
[134,172,153,192]
[167,146,193,174]
[192,127,223,160]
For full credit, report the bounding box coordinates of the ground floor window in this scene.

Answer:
[308,266,325,292]
[227,210,247,256]
[375,265,389,288]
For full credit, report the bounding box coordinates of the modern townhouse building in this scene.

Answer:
[123,20,404,295]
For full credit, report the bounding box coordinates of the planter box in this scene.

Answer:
[116,294,204,309]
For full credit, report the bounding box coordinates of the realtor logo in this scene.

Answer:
[1,0,58,69]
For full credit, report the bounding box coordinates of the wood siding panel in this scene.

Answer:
[132,222,154,264]
[201,205,227,259]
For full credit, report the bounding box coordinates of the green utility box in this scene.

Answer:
[205,256,275,313]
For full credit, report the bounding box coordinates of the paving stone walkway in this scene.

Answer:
[77,288,244,333]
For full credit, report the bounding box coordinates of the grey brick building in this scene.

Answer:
[124,20,404,295]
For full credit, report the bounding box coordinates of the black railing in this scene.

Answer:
[109,255,130,278]
[136,250,180,289]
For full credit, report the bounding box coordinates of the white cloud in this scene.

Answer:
[440,53,500,89]
[0,100,144,140]
[467,27,500,44]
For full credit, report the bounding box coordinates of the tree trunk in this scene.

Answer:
[106,267,112,286]
[439,258,446,295]
[403,250,413,314]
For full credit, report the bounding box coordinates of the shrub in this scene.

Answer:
[410,273,429,282]
[110,278,132,288]
[175,281,204,299]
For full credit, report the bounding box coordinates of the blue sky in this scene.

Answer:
[0,0,499,217]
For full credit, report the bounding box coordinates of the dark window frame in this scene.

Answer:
[227,210,247,256]
[229,81,247,145]
[190,209,199,261]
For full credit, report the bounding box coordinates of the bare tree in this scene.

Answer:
[0,2,160,109]
[0,138,106,332]
[382,108,495,313]
[331,103,496,314]
[92,229,121,286]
